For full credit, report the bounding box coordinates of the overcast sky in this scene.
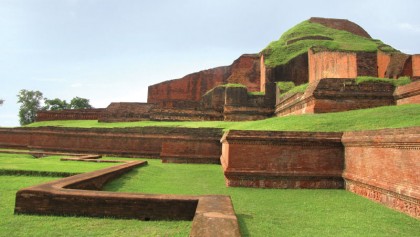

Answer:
[1,0,419,126]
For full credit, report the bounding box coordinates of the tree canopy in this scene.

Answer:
[17,89,43,125]
[17,90,93,125]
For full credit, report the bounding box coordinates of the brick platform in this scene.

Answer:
[220,130,344,188]
[0,127,223,163]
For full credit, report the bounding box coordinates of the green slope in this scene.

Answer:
[262,20,397,68]
[25,104,420,132]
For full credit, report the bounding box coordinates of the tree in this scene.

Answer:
[69,97,93,109]
[43,98,69,111]
[0,99,4,106]
[17,90,43,125]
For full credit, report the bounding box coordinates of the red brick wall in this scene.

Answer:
[412,54,420,77]
[275,78,395,116]
[36,109,105,122]
[342,127,420,218]
[98,103,154,122]
[227,54,261,92]
[220,130,344,188]
[394,80,420,105]
[147,54,261,107]
[0,127,222,163]
[260,54,266,92]
[377,51,391,78]
[308,50,357,82]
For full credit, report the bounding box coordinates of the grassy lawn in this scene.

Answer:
[0,153,116,176]
[0,155,419,236]
[104,159,420,236]
[27,104,420,132]
[0,175,190,237]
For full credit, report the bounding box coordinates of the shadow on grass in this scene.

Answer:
[103,168,142,192]
[237,213,253,236]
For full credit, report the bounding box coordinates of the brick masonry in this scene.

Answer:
[36,109,105,122]
[394,80,420,105]
[14,160,241,236]
[220,127,420,218]
[220,130,345,188]
[275,78,395,116]
[147,54,260,108]
[308,50,358,83]
[342,127,420,219]
[0,127,223,163]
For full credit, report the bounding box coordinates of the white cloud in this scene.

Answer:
[34,78,67,82]
[397,23,420,34]
[70,83,83,88]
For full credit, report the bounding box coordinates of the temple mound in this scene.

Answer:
[36,17,420,122]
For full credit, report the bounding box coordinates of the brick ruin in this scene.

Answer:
[2,126,419,219]
[4,17,419,223]
[13,158,240,236]
[36,48,420,122]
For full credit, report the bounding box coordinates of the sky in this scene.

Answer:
[1,0,420,127]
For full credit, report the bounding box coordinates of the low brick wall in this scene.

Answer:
[36,109,105,121]
[15,161,240,236]
[394,80,420,105]
[342,127,420,219]
[220,130,344,188]
[275,78,395,116]
[0,127,223,163]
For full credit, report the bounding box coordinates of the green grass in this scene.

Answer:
[356,76,412,86]
[0,175,190,237]
[280,83,309,97]
[262,20,397,68]
[26,104,420,132]
[248,91,265,96]
[0,153,117,175]
[1,155,419,236]
[276,81,296,92]
[104,159,420,236]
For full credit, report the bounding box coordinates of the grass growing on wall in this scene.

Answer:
[262,20,397,68]
[356,76,411,86]
[26,104,420,132]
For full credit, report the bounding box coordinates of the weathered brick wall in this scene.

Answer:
[265,53,309,86]
[356,52,377,77]
[260,54,266,91]
[394,80,420,105]
[385,53,412,78]
[98,102,154,122]
[15,160,240,236]
[275,78,395,116]
[309,17,371,38]
[342,127,420,218]
[226,54,261,92]
[377,50,391,78]
[220,130,344,188]
[308,50,357,83]
[0,127,223,163]
[147,54,261,107]
[412,54,420,77]
[36,109,105,122]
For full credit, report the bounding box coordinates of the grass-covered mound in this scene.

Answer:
[262,20,397,68]
[27,104,420,132]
